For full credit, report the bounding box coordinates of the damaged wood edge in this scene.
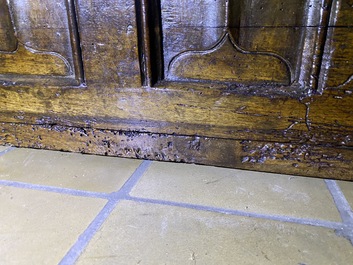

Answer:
[0,122,352,180]
[0,106,350,147]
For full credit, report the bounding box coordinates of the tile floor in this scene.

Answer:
[0,146,352,264]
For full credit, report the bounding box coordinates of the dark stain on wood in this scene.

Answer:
[241,140,350,170]
[1,122,353,180]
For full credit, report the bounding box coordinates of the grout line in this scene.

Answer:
[58,160,152,265]
[58,200,118,265]
[0,160,152,200]
[1,176,345,232]
[111,160,153,198]
[127,196,345,231]
[325,180,353,244]
[325,180,353,224]
[0,147,16,156]
[0,180,109,199]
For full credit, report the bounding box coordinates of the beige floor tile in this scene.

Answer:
[0,185,106,265]
[77,200,353,265]
[0,148,141,193]
[338,181,353,210]
[0,146,10,152]
[130,162,341,221]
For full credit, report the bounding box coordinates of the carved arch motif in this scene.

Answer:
[0,0,83,85]
[137,0,333,96]
[167,0,292,85]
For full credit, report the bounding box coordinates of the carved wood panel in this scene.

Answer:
[137,0,333,96]
[0,0,83,85]
[0,0,352,180]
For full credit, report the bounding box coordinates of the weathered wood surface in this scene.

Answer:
[75,0,141,86]
[1,123,352,180]
[0,0,352,180]
[1,81,352,144]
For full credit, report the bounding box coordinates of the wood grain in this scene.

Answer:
[75,0,141,87]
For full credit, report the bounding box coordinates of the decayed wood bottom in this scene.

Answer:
[1,122,352,181]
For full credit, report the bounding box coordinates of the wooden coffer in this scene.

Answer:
[1,0,353,180]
